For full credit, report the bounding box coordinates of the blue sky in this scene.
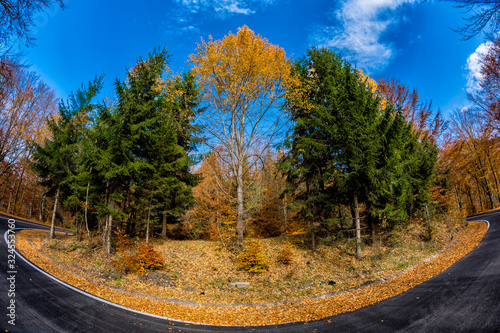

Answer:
[22,0,487,119]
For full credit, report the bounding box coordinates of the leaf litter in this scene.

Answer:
[16,221,487,326]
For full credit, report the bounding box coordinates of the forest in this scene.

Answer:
[2,22,500,265]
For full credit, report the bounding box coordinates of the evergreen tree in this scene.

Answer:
[96,47,199,252]
[282,47,437,258]
[282,47,382,255]
[30,76,103,238]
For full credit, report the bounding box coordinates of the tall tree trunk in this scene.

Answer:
[455,188,463,211]
[19,181,28,215]
[235,163,245,251]
[353,194,361,260]
[103,182,113,256]
[310,219,316,252]
[39,193,46,221]
[282,194,287,234]
[0,176,9,210]
[473,177,485,211]
[6,178,16,214]
[50,186,60,239]
[161,213,167,239]
[466,185,476,215]
[85,179,91,242]
[145,192,153,243]
[306,182,316,252]
[29,185,37,218]
[104,213,113,255]
[12,168,24,211]
[474,157,494,209]
[486,149,500,203]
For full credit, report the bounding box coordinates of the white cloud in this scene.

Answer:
[313,0,416,74]
[465,41,492,94]
[215,1,255,15]
[174,0,266,16]
[165,0,273,37]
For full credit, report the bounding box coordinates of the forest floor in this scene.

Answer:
[16,217,488,326]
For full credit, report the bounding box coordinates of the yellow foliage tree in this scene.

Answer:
[190,26,300,250]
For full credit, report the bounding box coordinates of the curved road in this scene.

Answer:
[1,211,499,332]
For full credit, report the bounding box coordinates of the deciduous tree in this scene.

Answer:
[190,26,298,250]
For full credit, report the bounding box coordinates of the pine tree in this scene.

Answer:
[281,47,438,258]
[30,76,103,238]
[96,48,199,252]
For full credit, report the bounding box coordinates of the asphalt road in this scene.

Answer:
[1,211,499,332]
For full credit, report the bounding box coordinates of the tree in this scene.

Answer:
[94,48,199,254]
[190,26,298,250]
[376,77,445,142]
[0,0,65,50]
[153,70,201,239]
[451,0,500,39]
[30,76,102,239]
[282,47,438,258]
[282,47,383,256]
[187,147,237,243]
[442,108,500,215]
[0,64,57,184]
[57,76,104,241]
[466,35,500,128]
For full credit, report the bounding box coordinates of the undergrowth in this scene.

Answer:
[34,216,468,305]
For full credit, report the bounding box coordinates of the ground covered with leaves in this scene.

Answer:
[16,219,487,326]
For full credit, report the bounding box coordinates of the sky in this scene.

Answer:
[21,0,489,120]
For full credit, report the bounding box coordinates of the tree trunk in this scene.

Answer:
[84,165,93,242]
[85,179,91,242]
[466,185,476,215]
[145,193,153,243]
[29,185,37,218]
[282,195,287,234]
[486,149,500,203]
[310,219,316,252]
[12,168,24,211]
[104,213,113,255]
[474,157,494,209]
[0,176,9,210]
[161,213,167,239]
[50,186,60,239]
[6,178,16,214]
[103,182,113,256]
[39,193,46,222]
[19,181,28,215]
[455,188,463,211]
[353,194,361,260]
[235,163,245,251]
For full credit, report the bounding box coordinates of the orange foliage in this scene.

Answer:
[440,109,500,216]
[186,148,298,243]
[186,147,236,242]
[376,78,445,142]
[113,242,164,273]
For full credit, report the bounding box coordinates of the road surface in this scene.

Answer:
[1,211,499,332]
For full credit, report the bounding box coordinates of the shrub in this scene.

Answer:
[112,252,136,273]
[420,224,436,242]
[277,245,294,265]
[135,243,164,272]
[113,243,164,273]
[237,240,269,273]
[114,229,132,252]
